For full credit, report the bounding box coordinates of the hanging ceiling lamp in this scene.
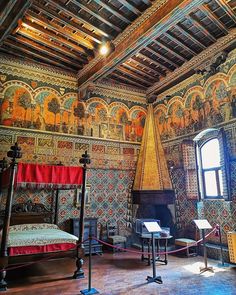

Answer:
[98,41,115,56]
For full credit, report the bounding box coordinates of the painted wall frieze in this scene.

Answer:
[83,82,146,105]
[0,55,77,89]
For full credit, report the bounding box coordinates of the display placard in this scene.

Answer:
[194,219,212,230]
[144,222,162,233]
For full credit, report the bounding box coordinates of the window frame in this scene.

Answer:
[194,128,230,200]
[199,138,223,198]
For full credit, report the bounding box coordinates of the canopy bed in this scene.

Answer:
[0,143,90,291]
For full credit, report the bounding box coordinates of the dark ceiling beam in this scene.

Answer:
[152,39,187,62]
[0,1,18,26]
[21,19,89,56]
[3,40,76,71]
[176,23,207,49]
[117,65,153,85]
[142,0,152,5]
[118,0,142,16]
[0,0,32,44]
[26,11,94,50]
[200,5,228,34]
[78,0,206,87]
[9,35,83,69]
[215,0,236,23]
[188,14,217,43]
[0,46,35,63]
[122,62,159,82]
[31,3,103,44]
[46,0,109,37]
[145,45,179,68]
[129,56,164,77]
[165,31,197,56]
[109,72,147,88]
[18,27,87,63]
[147,30,236,95]
[134,53,167,76]
[93,0,131,24]
[69,0,122,33]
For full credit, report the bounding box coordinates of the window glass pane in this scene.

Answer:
[204,171,218,196]
[201,138,220,169]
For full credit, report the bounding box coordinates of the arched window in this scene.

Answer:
[194,128,230,200]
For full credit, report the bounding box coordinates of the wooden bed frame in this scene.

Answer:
[0,200,78,265]
[0,144,86,291]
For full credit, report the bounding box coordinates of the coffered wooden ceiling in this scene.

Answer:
[0,0,236,97]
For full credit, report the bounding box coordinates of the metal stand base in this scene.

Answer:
[0,285,7,292]
[146,275,163,284]
[80,288,100,295]
[200,266,214,273]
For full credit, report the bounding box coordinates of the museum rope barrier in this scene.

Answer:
[93,226,218,255]
[3,226,217,271]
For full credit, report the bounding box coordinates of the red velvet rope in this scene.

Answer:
[93,226,217,255]
[2,227,217,271]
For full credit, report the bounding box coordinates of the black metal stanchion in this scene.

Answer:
[80,229,99,295]
[216,224,229,268]
[218,225,224,267]
[146,232,162,284]
[74,151,91,279]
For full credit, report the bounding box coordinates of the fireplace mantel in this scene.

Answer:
[132,189,175,205]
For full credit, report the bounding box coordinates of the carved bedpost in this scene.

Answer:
[0,143,22,291]
[73,151,91,279]
[54,189,60,225]
[0,158,8,196]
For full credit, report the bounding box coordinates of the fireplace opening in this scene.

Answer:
[135,204,176,237]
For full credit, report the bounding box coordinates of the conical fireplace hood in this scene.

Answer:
[132,104,175,205]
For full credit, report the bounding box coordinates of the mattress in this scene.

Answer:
[6,223,78,256]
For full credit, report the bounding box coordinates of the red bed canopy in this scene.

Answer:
[2,163,83,189]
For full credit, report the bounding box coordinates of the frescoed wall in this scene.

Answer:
[0,83,146,143]
[0,56,146,232]
[1,50,236,261]
[155,78,235,141]
[155,50,236,260]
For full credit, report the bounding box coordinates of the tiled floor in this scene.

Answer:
[4,251,236,295]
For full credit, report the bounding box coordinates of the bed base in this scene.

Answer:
[0,201,82,291]
[0,145,87,291]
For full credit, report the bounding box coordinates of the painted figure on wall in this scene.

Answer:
[130,110,146,142]
[205,80,229,124]
[166,101,185,138]
[2,86,32,127]
[87,101,108,138]
[155,108,169,140]
[155,75,235,141]
[110,105,128,141]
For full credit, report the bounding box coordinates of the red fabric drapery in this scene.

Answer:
[1,163,83,188]
[8,243,76,256]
